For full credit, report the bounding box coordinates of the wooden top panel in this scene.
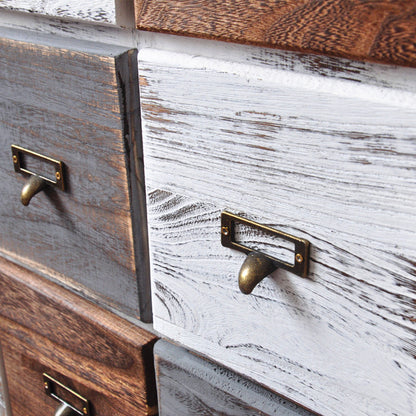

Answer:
[134,0,416,67]
[0,257,158,416]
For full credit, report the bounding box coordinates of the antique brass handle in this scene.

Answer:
[238,252,277,294]
[221,211,310,295]
[11,145,65,206]
[43,374,90,416]
[54,403,77,416]
[20,175,46,206]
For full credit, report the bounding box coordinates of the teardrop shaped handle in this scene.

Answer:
[20,175,46,206]
[54,403,78,416]
[238,252,277,294]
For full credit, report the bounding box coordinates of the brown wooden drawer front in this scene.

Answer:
[0,257,158,416]
[0,32,150,321]
[155,339,316,416]
[134,0,416,67]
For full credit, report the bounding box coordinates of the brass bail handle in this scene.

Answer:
[20,175,46,206]
[11,145,65,206]
[238,252,277,294]
[221,211,310,295]
[54,403,78,416]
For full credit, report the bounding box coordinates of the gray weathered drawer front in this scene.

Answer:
[155,339,315,416]
[139,49,416,415]
[0,34,150,321]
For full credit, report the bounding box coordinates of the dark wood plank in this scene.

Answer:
[134,0,416,67]
[0,257,158,416]
[0,33,151,321]
[154,340,317,416]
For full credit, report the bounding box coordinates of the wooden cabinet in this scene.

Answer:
[138,48,416,416]
[0,257,158,416]
[0,33,151,322]
[1,3,415,415]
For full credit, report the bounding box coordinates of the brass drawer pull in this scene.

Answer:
[11,145,65,206]
[55,403,78,416]
[20,175,46,206]
[221,211,310,294]
[43,373,90,416]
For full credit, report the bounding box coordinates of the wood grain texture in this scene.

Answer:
[155,339,316,416]
[138,49,416,416]
[0,34,151,321]
[0,256,158,416]
[0,0,116,24]
[134,0,416,67]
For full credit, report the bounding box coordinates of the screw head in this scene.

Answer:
[83,407,88,415]
[221,226,229,236]
[12,155,18,163]
[295,253,304,263]
[55,171,61,181]
[44,382,49,389]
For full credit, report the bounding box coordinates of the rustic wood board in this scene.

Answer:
[134,0,416,67]
[138,48,416,416]
[0,0,117,24]
[0,257,158,416]
[0,34,152,321]
[155,339,316,415]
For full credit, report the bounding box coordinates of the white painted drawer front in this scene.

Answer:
[139,49,416,416]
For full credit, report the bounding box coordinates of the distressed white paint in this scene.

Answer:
[0,0,116,24]
[139,48,416,416]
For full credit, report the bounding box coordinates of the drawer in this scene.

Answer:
[0,32,151,321]
[155,339,315,416]
[0,256,158,416]
[134,0,416,67]
[138,49,416,415]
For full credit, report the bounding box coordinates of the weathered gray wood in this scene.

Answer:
[0,33,151,321]
[139,49,416,416]
[154,339,316,416]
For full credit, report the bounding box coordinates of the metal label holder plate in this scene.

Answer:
[11,145,64,190]
[43,373,90,416]
[221,211,309,278]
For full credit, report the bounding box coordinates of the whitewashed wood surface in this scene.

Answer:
[139,48,416,416]
[0,0,116,24]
